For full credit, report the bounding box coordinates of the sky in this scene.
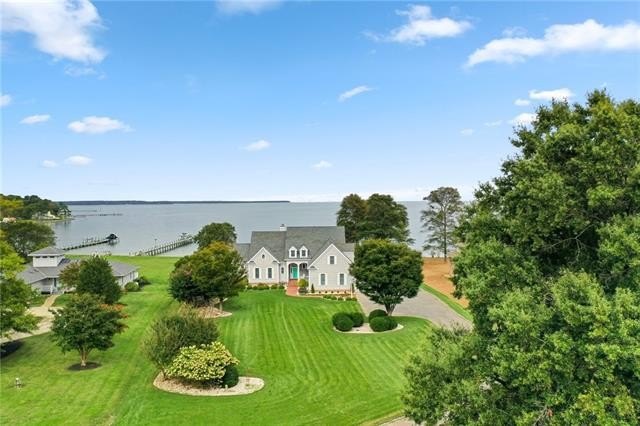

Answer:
[1,0,639,202]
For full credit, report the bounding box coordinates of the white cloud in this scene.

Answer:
[366,5,472,45]
[68,116,131,134]
[21,114,51,124]
[244,139,271,151]
[312,160,332,170]
[338,85,373,102]
[484,120,503,127]
[41,160,58,168]
[216,0,282,15]
[514,98,531,106]
[502,26,527,38]
[460,128,474,136]
[529,88,574,101]
[467,19,640,67]
[0,93,12,107]
[510,113,537,126]
[64,65,104,78]
[65,155,92,166]
[1,0,106,63]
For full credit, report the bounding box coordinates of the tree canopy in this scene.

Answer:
[336,193,412,243]
[0,239,38,339]
[76,256,122,304]
[193,222,237,249]
[421,186,463,260]
[169,242,247,310]
[0,220,55,259]
[51,293,125,367]
[403,91,640,423]
[0,194,70,220]
[350,239,423,314]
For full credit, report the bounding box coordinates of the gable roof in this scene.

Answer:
[18,258,138,285]
[238,226,352,262]
[29,246,65,256]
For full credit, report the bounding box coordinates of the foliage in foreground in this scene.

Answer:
[0,239,38,338]
[76,256,122,304]
[143,308,219,374]
[166,341,239,387]
[169,242,247,309]
[403,91,640,424]
[51,294,126,366]
[351,239,423,314]
[0,220,56,259]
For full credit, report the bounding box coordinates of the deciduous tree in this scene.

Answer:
[362,194,412,243]
[0,220,55,259]
[193,222,237,249]
[350,239,422,314]
[336,193,367,243]
[403,91,640,423]
[421,186,463,260]
[76,256,122,304]
[51,294,125,367]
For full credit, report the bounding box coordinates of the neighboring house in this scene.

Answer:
[235,225,355,292]
[18,246,139,294]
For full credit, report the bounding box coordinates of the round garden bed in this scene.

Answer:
[334,323,404,334]
[153,374,264,396]
[197,306,233,318]
[67,362,101,371]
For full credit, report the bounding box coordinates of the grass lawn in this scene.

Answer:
[422,283,472,322]
[28,294,48,307]
[1,256,430,425]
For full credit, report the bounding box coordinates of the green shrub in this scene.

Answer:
[368,309,388,322]
[255,284,269,290]
[347,312,365,327]
[298,279,309,288]
[270,284,279,290]
[332,312,354,331]
[124,281,140,292]
[310,284,315,294]
[298,287,308,295]
[369,316,398,332]
[167,341,239,386]
[135,276,151,286]
[222,365,240,388]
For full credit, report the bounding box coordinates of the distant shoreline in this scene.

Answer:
[62,200,291,206]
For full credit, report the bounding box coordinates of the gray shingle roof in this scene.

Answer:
[18,257,138,284]
[28,246,65,256]
[238,226,351,262]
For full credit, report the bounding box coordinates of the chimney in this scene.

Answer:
[279,224,287,232]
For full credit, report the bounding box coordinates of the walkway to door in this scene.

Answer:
[286,279,298,296]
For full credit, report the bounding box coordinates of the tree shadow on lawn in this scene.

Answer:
[0,340,24,359]
[67,362,101,371]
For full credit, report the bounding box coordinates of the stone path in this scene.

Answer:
[356,289,472,330]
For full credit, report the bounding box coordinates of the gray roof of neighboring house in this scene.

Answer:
[28,246,65,256]
[18,257,138,285]
[238,226,353,262]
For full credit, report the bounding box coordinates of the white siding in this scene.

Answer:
[32,255,64,268]
[308,245,352,292]
[247,247,282,284]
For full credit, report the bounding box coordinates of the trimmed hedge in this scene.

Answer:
[135,276,151,287]
[368,309,388,322]
[124,281,140,292]
[347,312,365,327]
[369,316,398,332]
[222,365,240,388]
[332,312,354,332]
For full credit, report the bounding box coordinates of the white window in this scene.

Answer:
[254,268,260,279]
[339,273,345,286]
[320,273,326,286]
[300,248,307,257]
[281,267,285,274]
[289,247,297,258]
[328,255,336,265]
[267,267,273,279]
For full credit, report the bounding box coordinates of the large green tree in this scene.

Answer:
[193,222,237,249]
[169,242,247,310]
[336,193,367,243]
[0,239,38,339]
[350,239,423,314]
[403,91,640,423]
[51,293,125,367]
[362,194,412,243]
[0,220,55,259]
[76,256,122,304]
[421,187,463,260]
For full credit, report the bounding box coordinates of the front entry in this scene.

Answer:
[289,264,298,280]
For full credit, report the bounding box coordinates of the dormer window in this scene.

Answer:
[289,247,297,258]
[300,246,308,258]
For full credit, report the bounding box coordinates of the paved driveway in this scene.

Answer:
[356,289,472,330]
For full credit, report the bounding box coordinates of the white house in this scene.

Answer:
[235,225,355,292]
[18,246,139,293]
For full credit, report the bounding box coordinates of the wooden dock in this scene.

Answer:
[134,234,194,256]
[62,234,119,251]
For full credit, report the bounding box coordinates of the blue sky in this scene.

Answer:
[2,1,639,201]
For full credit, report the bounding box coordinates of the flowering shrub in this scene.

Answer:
[166,341,239,386]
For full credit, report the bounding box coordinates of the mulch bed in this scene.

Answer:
[334,323,404,334]
[67,362,101,371]
[153,374,264,396]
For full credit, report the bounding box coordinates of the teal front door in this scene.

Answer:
[290,265,298,279]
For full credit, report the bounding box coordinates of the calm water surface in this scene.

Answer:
[52,202,425,256]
